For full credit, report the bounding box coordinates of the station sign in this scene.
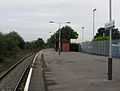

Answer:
[105,20,115,30]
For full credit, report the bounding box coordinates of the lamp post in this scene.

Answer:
[54,32,57,51]
[82,27,85,43]
[49,21,71,55]
[93,9,97,39]
[49,32,52,48]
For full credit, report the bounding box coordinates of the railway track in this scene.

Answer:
[0,53,36,91]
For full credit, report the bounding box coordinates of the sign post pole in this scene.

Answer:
[105,20,115,80]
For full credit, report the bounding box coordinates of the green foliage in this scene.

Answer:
[25,38,46,51]
[47,26,78,48]
[0,31,24,61]
[6,31,25,49]
[52,26,78,41]
[70,43,79,52]
[46,38,53,48]
[61,26,78,40]
[93,36,109,41]
[94,27,120,40]
[0,31,46,61]
[35,38,45,49]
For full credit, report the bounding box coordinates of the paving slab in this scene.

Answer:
[43,49,120,91]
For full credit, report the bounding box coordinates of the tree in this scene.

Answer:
[25,38,46,50]
[7,31,25,49]
[61,26,78,40]
[47,26,79,48]
[0,31,46,61]
[35,38,45,49]
[46,38,53,48]
[0,31,25,60]
[94,27,120,40]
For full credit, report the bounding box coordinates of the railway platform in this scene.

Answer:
[26,48,120,91]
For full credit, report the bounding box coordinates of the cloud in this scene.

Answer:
[0,0,119,42]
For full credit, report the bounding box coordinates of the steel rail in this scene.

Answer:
[0,53,36,91]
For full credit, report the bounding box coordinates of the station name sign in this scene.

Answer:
[105,20,115,30]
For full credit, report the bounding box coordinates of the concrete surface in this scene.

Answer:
[43,49,120,91]
[29,53,46,91]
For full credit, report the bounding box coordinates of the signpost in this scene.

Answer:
[105,20,115,80]
[105,20,115,30]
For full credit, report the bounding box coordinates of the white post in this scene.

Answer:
[82,27,84,43]
[93,9,96,39]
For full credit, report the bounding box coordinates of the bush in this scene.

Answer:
[93,36,109,41]
[0,31,46,62]
[70,43,79,52]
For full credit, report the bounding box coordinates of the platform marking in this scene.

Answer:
[24,52,40,91]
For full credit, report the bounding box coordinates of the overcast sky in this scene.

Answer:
[0,0,120,42]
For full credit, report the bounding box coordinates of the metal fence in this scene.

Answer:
[81,39,120,57]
